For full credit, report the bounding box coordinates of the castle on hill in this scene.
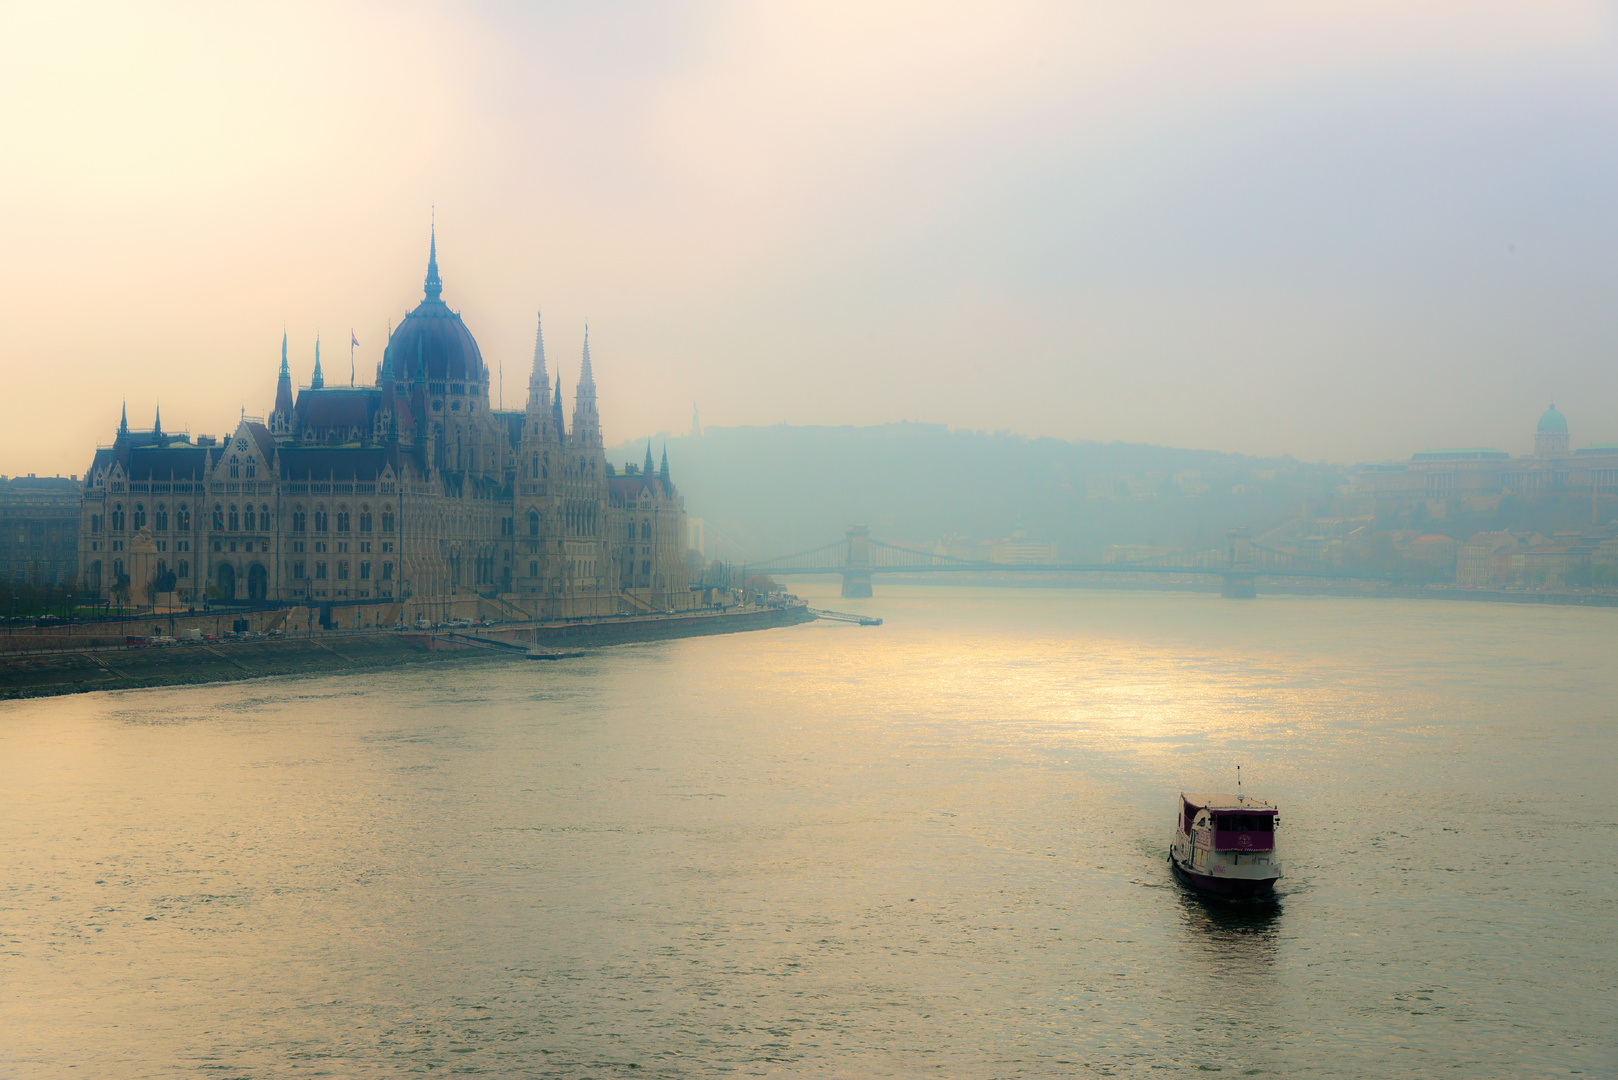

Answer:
[78,230,694,618]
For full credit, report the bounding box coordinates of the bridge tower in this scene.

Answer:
[1222,528,1256,599]
[841,524,873,598]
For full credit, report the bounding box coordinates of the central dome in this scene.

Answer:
[1538,405,1567,433]
[385,229,487,385]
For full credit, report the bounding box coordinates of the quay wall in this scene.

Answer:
[0,605,812,701]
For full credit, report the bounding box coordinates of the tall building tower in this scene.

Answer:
[271,332,294,435]
[563,328,614,604]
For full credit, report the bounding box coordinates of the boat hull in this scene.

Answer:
[1169,854,1278,899]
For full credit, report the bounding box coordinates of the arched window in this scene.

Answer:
[245,460,256,478]
[229,456,240,479]
[529,560,538,578]
[314,506,328,532]
[261,504,269,524]
[336,508,350,532]
[154,504,167,531]
[112,503,124,531]
[212,505,224,530]
[528,511,540,537]
[641,521,651,540]
[381,507,395,533]
[359,506,372,533]
[228,505,239,531]
[133,503,146,529]
[242,505,255,531]
[292,506,306,532]
[531,453,539,479]
[177,504,190,531]
[90,514,101,534]
[90,560,101,588]
[178,559,189,579]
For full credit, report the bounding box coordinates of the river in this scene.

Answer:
[1,585,1613,1077]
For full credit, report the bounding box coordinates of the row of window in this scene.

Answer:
[93,502,397,534]
[290,561,393,581]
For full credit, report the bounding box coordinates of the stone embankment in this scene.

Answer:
[0,604,813,701]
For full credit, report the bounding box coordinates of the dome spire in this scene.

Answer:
[424,216,442,302]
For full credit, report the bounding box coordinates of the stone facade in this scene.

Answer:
[0,475,81,585]
[78,233,696,618]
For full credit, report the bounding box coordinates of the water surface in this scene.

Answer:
[2,586,1613,1076]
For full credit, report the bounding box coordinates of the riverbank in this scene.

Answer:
[0,604,813,701]
[863,574,1618,607]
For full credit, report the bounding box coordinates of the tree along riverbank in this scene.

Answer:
[0,605,813,701]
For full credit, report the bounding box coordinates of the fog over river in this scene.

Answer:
[2,586,1612,1077]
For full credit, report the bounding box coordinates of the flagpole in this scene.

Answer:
[350,330,355,387]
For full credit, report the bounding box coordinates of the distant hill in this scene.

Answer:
[607,423,1346,562]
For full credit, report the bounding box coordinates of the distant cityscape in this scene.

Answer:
[7,399,1618,612]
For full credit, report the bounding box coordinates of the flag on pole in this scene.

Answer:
[351,331,360,348]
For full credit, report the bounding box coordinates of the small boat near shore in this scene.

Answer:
[1169,785,1281,899]
[526,649,586,660]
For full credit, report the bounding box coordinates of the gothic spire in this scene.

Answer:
[312,336,324,389]
[643,440,655,476]
[531,309,548,386]
[553,370,566,441]
[153,402,162,436]
[579,323,594,387]
[424,222,443,302]
[659,444,669,481]
[119,400,128,436]
[280,331,289,377]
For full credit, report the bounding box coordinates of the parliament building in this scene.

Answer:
[77,232,696,619]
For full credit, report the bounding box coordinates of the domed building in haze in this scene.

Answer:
[1356,402,1618,512]
[1535,405,1569,456]
[77,231,695,619]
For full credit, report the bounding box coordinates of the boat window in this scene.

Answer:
[1214,814,1276,832]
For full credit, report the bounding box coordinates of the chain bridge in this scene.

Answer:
[750,525,1392,598]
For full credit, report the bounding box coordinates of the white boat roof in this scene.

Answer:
[1181,792,1279,812]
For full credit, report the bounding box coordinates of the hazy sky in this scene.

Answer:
[4,1,1617,475]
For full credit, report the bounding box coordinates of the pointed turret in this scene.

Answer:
[424,223,443,302]
[659,444,669,482]
[153,403,162,437]
[643,440,655,477]
[312,337,324,389]
[119,401,129,437]
[571,325,601,448]
[552,373,566,445]
[528,309,551,410]
[272,332,295,433]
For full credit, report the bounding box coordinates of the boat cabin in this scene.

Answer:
[1180,792,1278,852]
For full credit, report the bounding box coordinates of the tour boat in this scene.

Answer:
[1169,787,1281,899]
